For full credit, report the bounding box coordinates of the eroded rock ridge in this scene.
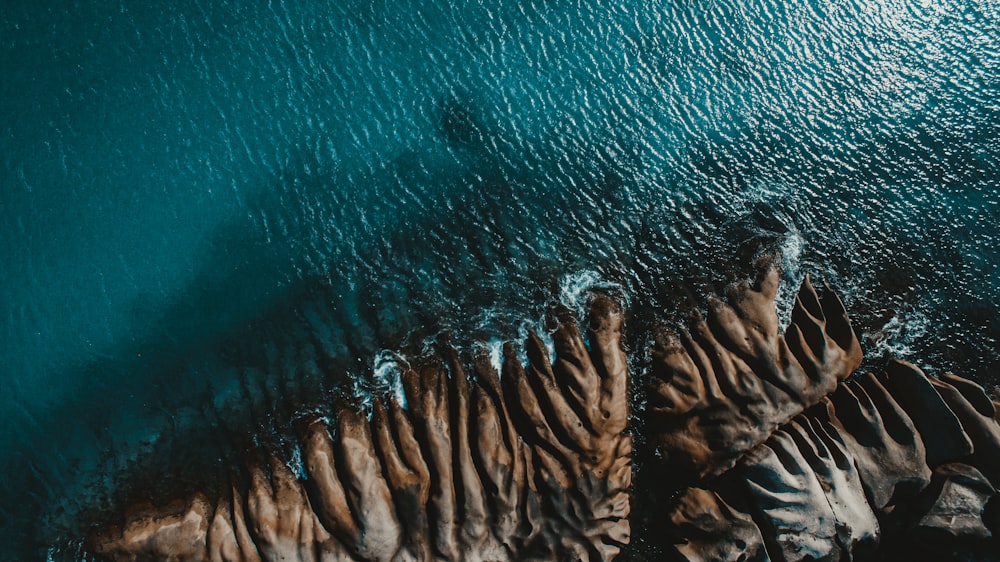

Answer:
[666,361,1000,561]
[646,266,863,483]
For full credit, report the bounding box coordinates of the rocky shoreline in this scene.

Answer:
[87,267,1000,561]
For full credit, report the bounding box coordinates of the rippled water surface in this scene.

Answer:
[2,0,999,557]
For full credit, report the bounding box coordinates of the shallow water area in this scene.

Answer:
[2,0,999,558]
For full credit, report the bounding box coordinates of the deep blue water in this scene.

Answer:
[2,0,999,558]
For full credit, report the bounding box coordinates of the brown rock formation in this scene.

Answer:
[824,371,930,512]
[646,266,863,482]
[88,295,631,561]
[739,416,879,561]
[668,488,769,562]
[666,361,1000,561]
[917,463,995,541]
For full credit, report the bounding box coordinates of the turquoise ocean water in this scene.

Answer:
[2,0,999,558]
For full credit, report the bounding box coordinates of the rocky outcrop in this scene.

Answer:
[665,361,1000,561]
[739,415,879,561]
[646,267,863,482]
[88,296,632,561]
[917,463,995,541]
[667,488,770,562]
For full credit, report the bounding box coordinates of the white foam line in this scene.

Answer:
[866,308,930,358]
[372,350,408,409]
[484,338,506,375]
[558,270,624,320]
[774,229,806,330]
